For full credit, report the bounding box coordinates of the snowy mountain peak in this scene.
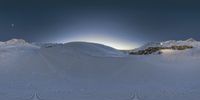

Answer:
[186,38,197,42]
[160,38,200,48]
[5,39,28,45]
[0,39,40,48]
[130,38,200,55]
[138,38,200,50]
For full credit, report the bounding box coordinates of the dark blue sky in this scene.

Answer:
[0,0,200,49]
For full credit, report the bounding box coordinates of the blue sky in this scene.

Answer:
[0,0,200,49]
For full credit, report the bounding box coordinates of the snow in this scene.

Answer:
[0,39,200,100]
[159,49,177,55]
[135,42,161,51]
[63,42,126,57]
[0,39,39,49]
[160,39,200,48]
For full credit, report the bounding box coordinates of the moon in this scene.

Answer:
[11,24,15,28]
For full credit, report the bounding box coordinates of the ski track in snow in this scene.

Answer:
[37,51,57,73]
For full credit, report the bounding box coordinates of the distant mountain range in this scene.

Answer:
[128,38,200,55]
[0,38,199,56]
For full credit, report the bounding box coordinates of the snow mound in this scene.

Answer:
[0,39,125,57]
[62,42,126,57]
[40,42,126,57]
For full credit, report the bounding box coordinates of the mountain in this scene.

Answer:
[129,38,200,55]
[160,38,200,48]
[0,39,39,49]
[136,38,199,50]
[185,38,197,42]
[36,42,126,57]
[0,38,28,45]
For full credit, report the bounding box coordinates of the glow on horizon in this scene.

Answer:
[56,34,140,50]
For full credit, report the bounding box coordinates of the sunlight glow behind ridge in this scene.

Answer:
[58,34,139,50]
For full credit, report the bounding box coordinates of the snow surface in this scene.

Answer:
[0,39,200,100]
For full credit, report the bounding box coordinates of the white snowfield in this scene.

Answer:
[0,38,200,100]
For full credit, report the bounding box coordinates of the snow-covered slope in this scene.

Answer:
[160,38,200,48]
[0,39,39,49]
[129,38,200,56]
[0,38,29,46]
[37,42,126,57]
[63,42,126,57]
[1,38,200,100]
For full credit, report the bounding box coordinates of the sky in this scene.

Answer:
[0,0,200,49]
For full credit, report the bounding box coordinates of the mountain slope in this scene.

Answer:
[129,38,200,55]
[40,42,126,57]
